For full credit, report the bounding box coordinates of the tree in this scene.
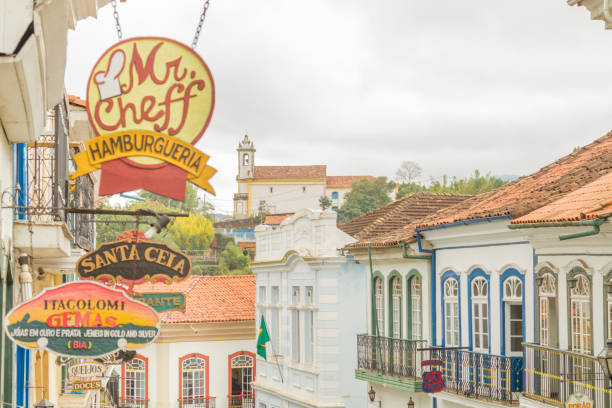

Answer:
[165,213,214,251]
[138,183,214,217]
[396,170,507,198]
[395,161,422,184]
[337,177,392,222]
[219,243,252,275]
[319,195,332,210]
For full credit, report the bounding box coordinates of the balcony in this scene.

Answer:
[12,102,95,258]
[119,398,149,408]
[228,394,254,407]
[428,348,523,406]
[177,397,216,408]
[355,334,426,391]
[523,343,612,407]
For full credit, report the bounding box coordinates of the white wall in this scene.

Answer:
[249,182,325,215]
[134,338,254,408]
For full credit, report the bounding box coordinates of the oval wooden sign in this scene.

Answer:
[69,362,106,379]
[76,240,191,284]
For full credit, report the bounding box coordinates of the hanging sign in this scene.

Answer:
[69,362,106,379]
[133,293,185,313]
[76,240,191,284]
[566,393,592,408]
[73,380,102,392]
[71,37,217,201]
[4,281,160,358]
[421,359,444,393]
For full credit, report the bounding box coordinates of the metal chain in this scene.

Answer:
[191,0,211,49]
[111,0,123,41]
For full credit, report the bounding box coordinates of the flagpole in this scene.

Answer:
[268,336,284,384]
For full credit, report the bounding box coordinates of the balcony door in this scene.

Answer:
[471,276,489,353]
[229,351,255,408]
[503,276,523,357]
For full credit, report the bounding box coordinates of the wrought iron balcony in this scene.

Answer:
[119,398,149,408]
[228,394,254,408]
[177,397,216,408]
[356,334,426,380]
[428,347,523,405]
[523,343,612,407]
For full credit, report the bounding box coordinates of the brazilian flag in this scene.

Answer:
[257,315,270,360]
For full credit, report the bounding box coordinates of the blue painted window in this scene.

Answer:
[468,271,490,352]
[332,191,338,200]
[501,274,523,356]
[443,278,460,347]
[332,206,338,211]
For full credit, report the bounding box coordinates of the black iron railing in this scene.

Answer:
[523,343,612,407]
[178,397,216,408]
[426,348,523,405]
[228,394,254,408]
[357,334,426,379]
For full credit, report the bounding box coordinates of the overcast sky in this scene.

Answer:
[66,1,612,213]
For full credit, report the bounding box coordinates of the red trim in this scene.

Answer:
[121,354,148,406]
[179,353,210,407]
[228,351,256,406]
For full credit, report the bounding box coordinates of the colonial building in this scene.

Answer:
[108,274,257,408]
[341,193,472,408]
[252,209,367,408]
[233,135,371,218]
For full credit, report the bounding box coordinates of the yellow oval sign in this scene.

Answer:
[86,37,214,166]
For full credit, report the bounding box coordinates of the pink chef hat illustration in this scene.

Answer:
[94,49,126,100]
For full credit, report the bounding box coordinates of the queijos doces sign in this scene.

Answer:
[71,37,216,201]
[76,240,191,284]
[4,281,159,358]
[69,362,106,379]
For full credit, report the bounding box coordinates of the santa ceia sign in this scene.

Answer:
[70,37,216,201]
[76,240,191,284]
[4,281,159,358]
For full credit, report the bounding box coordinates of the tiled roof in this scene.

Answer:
[326,176,373,188]
[134,275,254,324]
[264,213,294,225]
[415,132,612,228]
[512,171,612,223]
[340,193,472,247]
[253,165,326,179]
[67,94,86,107]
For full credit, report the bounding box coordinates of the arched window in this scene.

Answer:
[179,354,209,407]
[569,272,591,355]
[537,270,557,347]
[229,352,255,407]
[501,274,523,356]
[389,276,402,338]
[331,191,338,200]
[373,277,384,336]
[122,355,148,408]
[444,277,460,347]
[243,153,249,166]
[410,276,422,340]
[471,276,489,352]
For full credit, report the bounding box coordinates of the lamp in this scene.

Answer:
[597,339,612,383]
[144,215,170,239]
[34,398,54,408]
[368,386,376,402]
[407,397,415,408]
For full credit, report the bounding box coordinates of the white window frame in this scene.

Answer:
[374,278,384,337]
[570,274,591,355]
[391,277,401,338]
[444,278,459,347]
[471,277,489,352]
[503,277,523,356]
[411,276,422,340]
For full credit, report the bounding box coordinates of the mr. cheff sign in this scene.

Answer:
[70,37,217,201]
[76,240,191,284]
[4,281,159,358]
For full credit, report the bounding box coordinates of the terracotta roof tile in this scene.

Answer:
[512,171,612,223]
[415,132,612,228]
[326,176,373,188]
[253,165,326,179]
[134,275,254,324]
[67,94,86,107]
[340,193,473,247]
[264,213,294,225]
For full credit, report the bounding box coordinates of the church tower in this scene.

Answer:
[237,134,255,180]
[234,135,255,218]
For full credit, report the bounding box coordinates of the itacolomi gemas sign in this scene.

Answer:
[70,37,217,201]
[4,281,159,358]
